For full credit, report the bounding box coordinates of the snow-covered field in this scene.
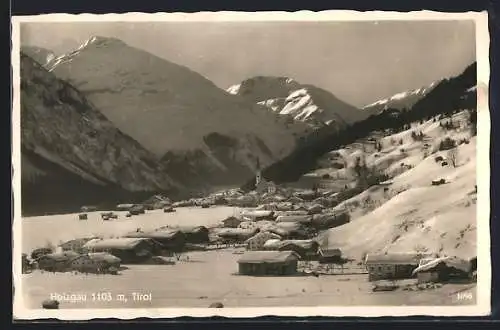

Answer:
[19,111,478,309]
[21,206,238,254]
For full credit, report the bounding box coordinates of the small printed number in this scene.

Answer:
[456,292,473,301]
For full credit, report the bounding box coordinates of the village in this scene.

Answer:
[21,110,478,310]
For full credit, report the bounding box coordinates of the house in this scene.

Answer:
[271,222,310,239]
[82,237,161,263]
[36,251,81,272]
[217,228,260,244]
[69,252,121,274]
[80,205,97,212]
[129,204,146,215]
[318,247,342,264]
[30,247,53,260]
[311,212,350,230]
[78,213,88,220]
[411,256,473,283]
[275,215,312,225]
[58,237,96,253]
[278,240,319,259]
[364,252,422,282]
[307,204,325,215]
[222,216,243,228]
[255,179,277,195]
[116,204,135,211]
[245,232,281,251]
[240,210,275,221]
[177,226,210,244]
[237,251,301,276]
[125,229,186,252]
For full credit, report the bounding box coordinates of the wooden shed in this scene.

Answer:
[237,251,301,276]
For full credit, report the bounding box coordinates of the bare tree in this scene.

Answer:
[447,148,459,168]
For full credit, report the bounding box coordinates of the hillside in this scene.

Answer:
[315,110,477,261]
[20,53,182,215]
[227,76,366,127]
[362,81,439,115]
[244,62,476,187]
[21,46,56,67]
[47,36,307,185]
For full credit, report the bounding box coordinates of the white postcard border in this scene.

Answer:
[11,10,491,319]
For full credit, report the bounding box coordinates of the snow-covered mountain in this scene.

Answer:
[20,52,181,215]
[21,46,56,67]
[46,36,307,186]
[362,81,439,115]
[227,76,367,128]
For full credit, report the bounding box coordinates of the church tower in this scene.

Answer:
[255,157,261,187]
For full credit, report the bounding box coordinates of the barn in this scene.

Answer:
[237,251,301,276]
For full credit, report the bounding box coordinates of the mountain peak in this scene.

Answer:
[82,35,128,49]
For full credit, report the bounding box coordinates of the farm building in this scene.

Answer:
[221,216,243,228]
[364,252,422,282]
[142,194,172,209]
[30,247,53,260]
[36,251,81,272]
[245,232,281,251]
[125,229,186,252]
[177,226,210,244]
[69,252,121,274]
[80,205,97,212]
[255,179,277,195]
[116,204,135,211]
[275,215,313,225]
[58,237,97,253]
[240,210,275,221]
[82,237,161,263]
[129,204,146,215]
[318,247,343,264]
[237,251,301,276]
[270,222,310,240]
[262,239,319,259]
[311,212,350,230]
[274,210,309,217]
[217,228,260,244]
[412,256,473,284]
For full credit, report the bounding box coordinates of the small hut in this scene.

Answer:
[78,213,88,220]
[237,251,301,276]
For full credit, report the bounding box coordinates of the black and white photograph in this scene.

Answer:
[11,10,490,319]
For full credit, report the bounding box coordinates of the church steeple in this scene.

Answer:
[255,157,261,187]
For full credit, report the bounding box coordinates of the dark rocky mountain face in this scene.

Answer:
[227,76,367,127]
[21,46,56,67]
[20,53,183,215]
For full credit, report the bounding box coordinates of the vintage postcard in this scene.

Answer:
[12,10,490,319]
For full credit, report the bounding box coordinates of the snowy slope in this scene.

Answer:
[227,76,366,127]
[362,81,439,115]
[20,52,182,214]
[316,110,477,261]
[47,37,306,182]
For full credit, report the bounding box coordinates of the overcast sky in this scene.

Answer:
[20,20,476,107]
